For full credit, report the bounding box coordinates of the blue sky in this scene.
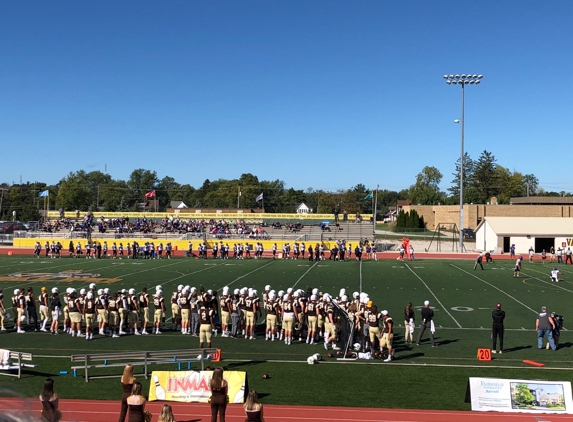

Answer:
[1,1,572,193]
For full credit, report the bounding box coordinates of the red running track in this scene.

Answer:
[0,247,515,261]
[1,398,571,422]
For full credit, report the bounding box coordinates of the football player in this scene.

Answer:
[198,301,215,348]
[108,292,120,338]
[50,288,61,334]
[39,287,50,332]
[127,288,140,335]
[264,291,279,341]
[171,285,182,331]
[281,294,297,345]
[139,287,150,334]
[84,292,96,340]
[152,288,165,334]
[306,294,319,344]
[178,288,191,335]
[380,310,394,362]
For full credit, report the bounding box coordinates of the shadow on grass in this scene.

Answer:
[436,338,459,346]
[502,345,532,353]
[395,352,425,360]
[223,360,266,370]
[557,342,572,349]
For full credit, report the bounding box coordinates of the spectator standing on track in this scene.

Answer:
[39,378,61,422]
[209,367,228,422]
[566,247,573,264]
[126,382,146,422]
[244,390,264,422]
[536,306,556,350]
[491,302,505,354]
[557,247,563,264]
[474,253,484,270]
[157,404,176,422]
[416,300,437,347]
[118,364,136,422]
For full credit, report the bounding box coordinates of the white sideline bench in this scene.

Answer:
[70,348,219,382]
[0,351,37,379]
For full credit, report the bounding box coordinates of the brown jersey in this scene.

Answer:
[179,295,191,310]
[382,315,394,334]
[84,298,96,314]
[264,299,278,315]
[220,296,230,313]
[364,307,380,328]
[306,301,318,317]
[153,295,165,311]
[199,307,213,324]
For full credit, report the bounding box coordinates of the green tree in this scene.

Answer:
[448,152,475,200]
[127,169,158,207]
[56,171,93,211]
[513,383,535,407]
[409,166,444,205]
[99,180,130,212]
[471,150,498,204]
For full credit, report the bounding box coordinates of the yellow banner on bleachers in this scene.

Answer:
[149,370,246,403]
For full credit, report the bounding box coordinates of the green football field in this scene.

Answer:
[1,255,572,410]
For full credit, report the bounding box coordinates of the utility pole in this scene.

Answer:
[0,188,8,219]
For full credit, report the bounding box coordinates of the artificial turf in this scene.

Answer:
[1,255,572,410]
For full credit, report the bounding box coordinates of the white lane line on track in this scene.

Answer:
[405,263,462,328]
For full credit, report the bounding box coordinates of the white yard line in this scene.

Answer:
[508,266,573,294]
[405,263,462,328]
[359,259,363,293]
[216,261,275,291]
[157,262,229,290]
[291,261,319,289]
[450,264,538,314]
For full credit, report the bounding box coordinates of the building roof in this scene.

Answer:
[170,201,188,209]
[477,217,573,236]
[510,196,573,205]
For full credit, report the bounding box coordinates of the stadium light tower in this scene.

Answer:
[444,74,483,251]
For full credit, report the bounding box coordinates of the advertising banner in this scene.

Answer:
[469,377,573,414]
[149,370,246,403]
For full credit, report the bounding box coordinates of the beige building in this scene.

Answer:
[475,216,573,254]
[404,197,573,231]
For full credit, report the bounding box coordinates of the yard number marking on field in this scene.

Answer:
[450,264,538,314]
[405,263,462,328]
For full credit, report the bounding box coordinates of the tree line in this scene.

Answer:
[0,151,567,221]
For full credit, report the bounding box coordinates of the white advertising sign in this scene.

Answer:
[469,377,573,414]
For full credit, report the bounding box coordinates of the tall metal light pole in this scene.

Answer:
[444,74,483,251]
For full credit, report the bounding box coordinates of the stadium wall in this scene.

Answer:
[12,238,367,254]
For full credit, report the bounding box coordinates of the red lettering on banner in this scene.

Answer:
[168,374,210,393]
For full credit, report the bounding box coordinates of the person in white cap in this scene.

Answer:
[416,300,437,347]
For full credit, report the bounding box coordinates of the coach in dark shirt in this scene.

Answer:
[492,302,505,354]
[416,300,436,347]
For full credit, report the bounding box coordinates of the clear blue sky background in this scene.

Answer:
[1,1,571,193]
